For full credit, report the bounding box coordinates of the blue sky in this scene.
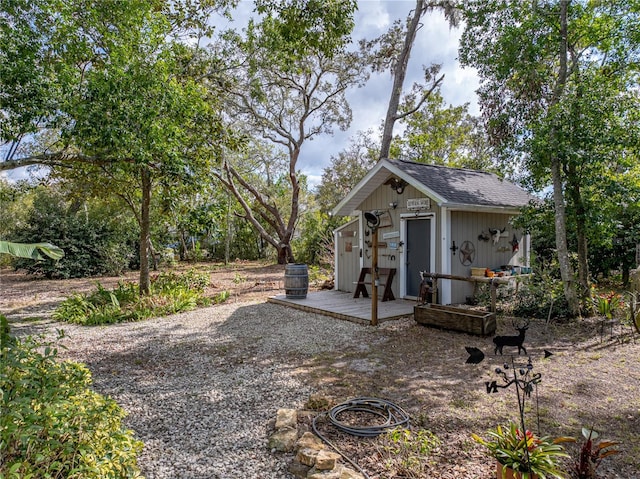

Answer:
[2,1,479,186]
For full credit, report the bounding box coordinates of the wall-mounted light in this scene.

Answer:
[384,177,408,195]
[389,201,398,209]
[364,210,381,230]
[450,240,458,256]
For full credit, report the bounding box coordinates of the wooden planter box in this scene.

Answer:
[414,304,496,336]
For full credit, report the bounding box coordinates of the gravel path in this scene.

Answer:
[15,300,369,479]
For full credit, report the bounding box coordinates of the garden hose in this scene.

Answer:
[311,397,411,479]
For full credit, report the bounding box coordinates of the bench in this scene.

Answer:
[353,267,396,302]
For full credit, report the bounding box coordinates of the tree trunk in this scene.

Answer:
[550,0,580,317]
[139,166,152,296]
[225,191,231,265]
[566,167,592,311]
[379,0,424,160]
[551,158,579,316]
[277,243,294,265]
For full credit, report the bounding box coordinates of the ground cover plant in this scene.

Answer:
[52,270,213,325]
[0,316,143,478]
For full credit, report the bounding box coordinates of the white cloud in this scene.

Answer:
[300,2,480,187]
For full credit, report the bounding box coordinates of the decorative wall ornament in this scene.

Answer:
[459,241,476,265]
[510,234,520,253]
[488,227,506,245]
[384,177,407,194]
[478,230,491,242]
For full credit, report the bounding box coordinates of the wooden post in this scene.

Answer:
[371,229,378,326]
[490,279,497,313]
[431,278,438,304]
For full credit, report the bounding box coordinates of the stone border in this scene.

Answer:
[268,408,365,479]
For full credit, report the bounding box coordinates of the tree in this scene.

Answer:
[369,0,460,160]
[210,2,367,264]
[0,0,233,293]
[316,130,379,213]
[9,186,139,278]
[393,91,494,170]
[460,0,640,315]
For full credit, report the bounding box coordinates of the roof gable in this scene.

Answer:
[332,159,535,216]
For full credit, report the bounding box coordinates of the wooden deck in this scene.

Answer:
[268,290,415,325]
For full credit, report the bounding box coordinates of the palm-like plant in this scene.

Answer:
[0,241,64,260]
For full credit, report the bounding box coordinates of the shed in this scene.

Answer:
[332,158,535,305]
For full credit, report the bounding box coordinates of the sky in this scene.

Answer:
[2,0,479,186]
[225,0,481,187]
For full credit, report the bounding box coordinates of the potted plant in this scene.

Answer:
[472,422,573,479]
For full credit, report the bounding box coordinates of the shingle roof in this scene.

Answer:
[387,159,534,208]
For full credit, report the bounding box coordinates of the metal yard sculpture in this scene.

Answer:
[493,318,529,355]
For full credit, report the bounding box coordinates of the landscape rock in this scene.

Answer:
[296,431,325,451]
[315,450,341,471]
[268,427,298,452]
[276,408,298,430]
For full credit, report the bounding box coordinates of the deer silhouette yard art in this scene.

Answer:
[493,318,529,355]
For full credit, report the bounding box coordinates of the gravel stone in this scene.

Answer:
[28,301,366,479]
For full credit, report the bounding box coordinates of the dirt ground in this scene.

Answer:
[2,262,639,479]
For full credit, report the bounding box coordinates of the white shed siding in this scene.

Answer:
[449,211,529,304]
[335,219,360,293]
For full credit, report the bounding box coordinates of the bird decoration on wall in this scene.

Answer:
[510,234,519,253]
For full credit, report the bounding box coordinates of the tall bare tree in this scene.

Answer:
[370,0,460,160]
[210,6,368,264]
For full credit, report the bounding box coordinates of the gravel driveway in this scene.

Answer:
[21,300,369,479]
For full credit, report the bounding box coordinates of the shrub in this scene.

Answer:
[54,270,210,325]
[11,188,138,278]
[512,259,572,320]
[0,320,143,478]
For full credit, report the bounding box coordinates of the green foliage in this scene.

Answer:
[0,240,64,260]
[252,0,357,64]
[591,289,621,319]
[377,427,441,478]
[11,187,138,278]
[316,130,378,214]
[472,422,572,479]
[0,327,143,478]
[292,210,337,267]
[460,0,640,314]
[54,270,210,325]
[512,259,572,320]
[395,91,495,171]
[213,290,230,304]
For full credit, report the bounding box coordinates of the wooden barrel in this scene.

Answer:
[285,264,309,299]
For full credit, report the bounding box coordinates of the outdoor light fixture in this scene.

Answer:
[364,211,381,229]
[384,177,407,195]
[389,201,398,209]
